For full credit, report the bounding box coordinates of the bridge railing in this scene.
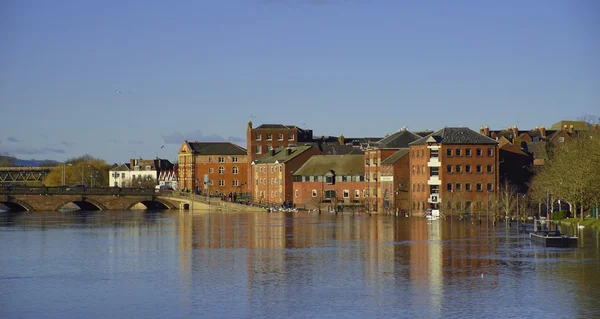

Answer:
[0,186,155,196]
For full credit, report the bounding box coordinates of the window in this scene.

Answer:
[476,148,482,156]
[487,148,493,156]
[447,165,453,173]
[421,149,424,157]
[255,134,261,141]
[325,190,336,199]
[422,166,425,173]
[465,165,471,173]
[456,148,462,156]
[558,136,565,143]
[218,157,224,163]
[416,150,419,158]
[486,165,492,173]
[417,183,421,192]
[218,166,224,174]
[326,175,334,184]
[145,165,152,170]
[476,201,482,209]
[487,183,493,191]
[465,148,471,157]
[430,149,439,158]
[312,190,317,197]
[476,183,482,192]
[233,180,239,186]
[430,185,439,194]
[266,133,272,140]
[288,134,294,141]
[255,145,261,154]
[447,201,452,209]
[355,190,360,198]
[366,158,370,166]
[456,201,462,209]
[466,183,471,191]
[277,134,283,141]
[219,180,224,186]
[456,165,462,173]
[430,167,439,176]
[447,183,453,191]
[267,145,273,151]
[232,157,238,163]
[456,183,462,192]
[342,176,348,182]
[412,183,415,192]
[412,150,415,157]
[121,173,125,178]
[476,165,482,173]
[447,149,452,156]
[343,190,349,198]
[209,168,214,174]
[232,166,238,174]
[295,190,298,197]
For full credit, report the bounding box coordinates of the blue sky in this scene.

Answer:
[0,0,598,164]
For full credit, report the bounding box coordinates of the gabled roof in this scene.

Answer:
[110,163,130,171]
[375,130,422,149]
[255,124,300,130]
[409,127,499,145]
[413,130,434,137]
[253,146,313,164]
[293,155,364,176]
[549,120,591,131]
[321,143,364,155]
[523,142,548,160]
[499,142,528,156]
[381,149,410,165]
[185,141,247,155]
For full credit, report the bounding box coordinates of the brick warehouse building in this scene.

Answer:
[409,127,499,218]
[292,155,365,212]
[251,145,318,205]
[178,141,248,195]
[379,149,411,215]
[246,121,314,196]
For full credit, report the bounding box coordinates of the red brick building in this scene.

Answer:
[292,155,365,212]
[364,129,423,213]
[380,149,410,215]
[246,122,314,195]
[252,145,317,205]
[409,127,499,218]
[178,141,248,195]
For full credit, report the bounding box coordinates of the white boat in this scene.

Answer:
[425,209,440,220]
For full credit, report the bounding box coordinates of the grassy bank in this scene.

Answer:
[559,218,600,229]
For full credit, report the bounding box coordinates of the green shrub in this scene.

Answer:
[551,210,568,220]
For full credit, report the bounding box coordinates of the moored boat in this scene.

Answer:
[530,219,577,248]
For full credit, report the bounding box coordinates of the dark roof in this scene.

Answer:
[255,124,292,129]
[321,143,365,155]
[186,142,247,155]
[413,130,434,137]
[381,149,410,165]
[410,127,499,145]
[110,163,130,171]
[549,120,591,131]
[253,146,313,164]
[293,155,364,176]
[523,141,548,159]
[375,130,422,149]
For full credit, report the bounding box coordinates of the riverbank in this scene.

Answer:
[559,218,600,230]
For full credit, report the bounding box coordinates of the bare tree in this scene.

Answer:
[496,181,517,222]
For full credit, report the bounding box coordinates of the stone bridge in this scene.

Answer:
[0,187,180,212]
[0,187,265,212]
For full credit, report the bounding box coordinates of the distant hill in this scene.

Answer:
[0,155,58,167]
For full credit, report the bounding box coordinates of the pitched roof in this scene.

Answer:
[409,127,499,145]
[549,120,591,131]
[110,163,130,171]
[499,142,527,156]
[293,155,364,176]
[253,146,313,164]
[381,149,410,165]
[523,142,548,160]
[321,143,365,155]
[413,130,434,137]
[375,130,422,149]
[186,142,247,155]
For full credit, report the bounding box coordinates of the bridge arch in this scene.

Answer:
[125,199,176,210]
[0,199,34,212]
[55,198,108,211]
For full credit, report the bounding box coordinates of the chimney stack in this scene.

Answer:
[540,125,546,137]
[339,134,345,145]
[270,148,276,156]
[484,125,489,136]
[286,147,292,156]
[480,126,484,134]
[563,125,567,131]
[569,125,574,134]
[513,125,518,138]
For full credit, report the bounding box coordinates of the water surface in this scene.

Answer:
[1,211,599,319]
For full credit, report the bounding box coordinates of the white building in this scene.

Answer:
[109,158,174,188]
[158,167,178,190]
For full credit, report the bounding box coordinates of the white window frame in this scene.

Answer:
[343,190,349,198]
[312,190,317,197]
[233,166,238,174]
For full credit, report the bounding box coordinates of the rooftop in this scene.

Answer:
[252,145,313,164]
[410,127,499,145]
[293,155,364,176]
[375,130,422,149]
[185,141,247,155]
[381,149,410,165]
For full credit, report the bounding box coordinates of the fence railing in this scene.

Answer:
[0,186,155,196]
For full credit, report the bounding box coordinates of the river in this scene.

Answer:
[1,210,599,319]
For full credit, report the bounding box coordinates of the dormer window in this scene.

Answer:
[145,165,152,171]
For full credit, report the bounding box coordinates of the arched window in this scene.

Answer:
[218,166,224,174]
[232,166,238,174]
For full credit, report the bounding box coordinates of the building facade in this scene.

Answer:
[246,122,314,196]
[380,149,410,215]
[409,127,500,218]
[109,158,173,188]
[252,146,317,205]
[292,155,365,212]
[178,142,248,195]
